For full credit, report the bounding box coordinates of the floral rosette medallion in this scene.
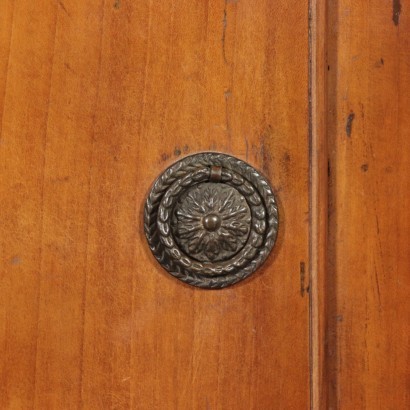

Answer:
[144,152,279,289]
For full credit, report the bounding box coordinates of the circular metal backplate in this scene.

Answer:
[144,152,279,289]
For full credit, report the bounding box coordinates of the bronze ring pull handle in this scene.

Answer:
[144,152,279,289]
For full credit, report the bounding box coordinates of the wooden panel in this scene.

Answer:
[326,0,410,408]
[0,0,310,408]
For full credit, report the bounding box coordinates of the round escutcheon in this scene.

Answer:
[144,152,279,289]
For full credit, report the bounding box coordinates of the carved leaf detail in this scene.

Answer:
[173,183,251,262]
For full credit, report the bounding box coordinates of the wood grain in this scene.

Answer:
[309,0,328,408]
[0,1,310,409]
[325,0,410,408]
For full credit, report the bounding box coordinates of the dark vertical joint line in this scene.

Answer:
[307,0,314,408]
[222,0,228,64]
[393,0,401,26]
[300,262,306,297]
[346,112,355,137]
[0,1,15,140]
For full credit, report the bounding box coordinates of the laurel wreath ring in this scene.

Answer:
[144,152,279,289]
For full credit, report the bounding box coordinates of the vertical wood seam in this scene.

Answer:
[309,0,328,408]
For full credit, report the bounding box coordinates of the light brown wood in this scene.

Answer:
[0,1,310,408]
[325,0,410,408]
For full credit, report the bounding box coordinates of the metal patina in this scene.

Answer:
[144,152,279,289]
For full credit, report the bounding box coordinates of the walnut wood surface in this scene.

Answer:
[325,0,410,408]
[0,1,310,408]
